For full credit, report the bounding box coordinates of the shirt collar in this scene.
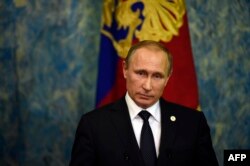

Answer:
[125,92,161,122]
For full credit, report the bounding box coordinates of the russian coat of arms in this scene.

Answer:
[101,0,186,58]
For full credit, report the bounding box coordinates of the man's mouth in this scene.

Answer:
[139,94,153,99]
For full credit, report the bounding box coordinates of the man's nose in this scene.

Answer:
[142,77,152,91]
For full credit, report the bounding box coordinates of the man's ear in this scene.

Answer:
[164,76,170,87]
[122,60,127,79]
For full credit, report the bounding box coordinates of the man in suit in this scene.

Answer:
[69,40,219,166]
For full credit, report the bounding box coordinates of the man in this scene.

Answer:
[69,40,219,166]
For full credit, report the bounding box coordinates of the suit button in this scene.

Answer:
[168,153,172,158]
[124,153,129,161]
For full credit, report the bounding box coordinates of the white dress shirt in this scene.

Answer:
[125,92,161,156]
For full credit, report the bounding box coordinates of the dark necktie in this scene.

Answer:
[139,110,157,166]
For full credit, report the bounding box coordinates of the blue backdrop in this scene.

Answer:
[0,0,249,165]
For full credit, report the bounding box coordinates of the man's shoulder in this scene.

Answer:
[160,98,202,117]
[160,98,207,126]
[82,97,126,118]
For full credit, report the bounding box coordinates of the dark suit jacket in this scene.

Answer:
[69,97,218,166]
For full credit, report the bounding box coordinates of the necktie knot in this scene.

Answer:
[139,110,151,121]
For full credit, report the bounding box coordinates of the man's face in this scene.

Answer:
[123,47,170,109]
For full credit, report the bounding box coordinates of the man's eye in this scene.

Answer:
[154,74,163,79]
[136,71,145,76]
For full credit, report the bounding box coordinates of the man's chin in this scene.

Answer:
[136,99,154,109]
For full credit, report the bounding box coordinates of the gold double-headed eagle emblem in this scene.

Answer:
[101,0,186,58]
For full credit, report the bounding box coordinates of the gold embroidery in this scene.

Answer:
[14,0,28,7]
[101,0,185,58]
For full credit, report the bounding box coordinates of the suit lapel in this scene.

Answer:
[109,98,144,166]
[108,97,178,166]
[158,99,178,164]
